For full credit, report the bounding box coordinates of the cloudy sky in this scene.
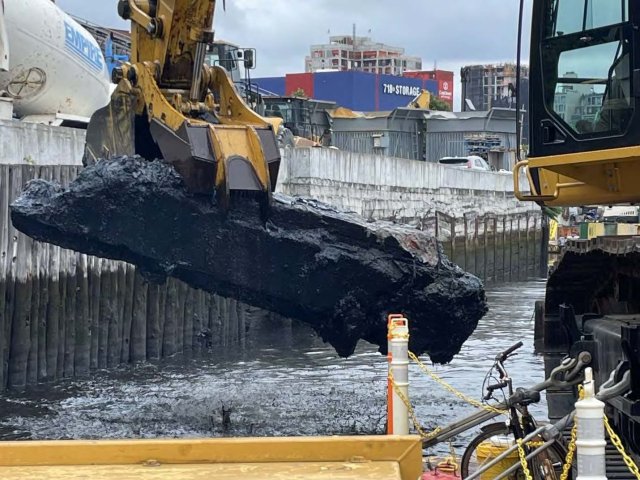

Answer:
[56,0,533,110]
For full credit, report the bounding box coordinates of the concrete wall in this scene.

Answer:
[277,148,532,223]
[0,119,86,166]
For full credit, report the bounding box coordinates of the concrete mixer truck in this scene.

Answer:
[0,0,112,125]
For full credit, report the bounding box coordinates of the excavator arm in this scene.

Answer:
[84,0,280,212]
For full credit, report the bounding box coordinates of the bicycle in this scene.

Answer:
[422,342,631,480]
[460,341,569,480]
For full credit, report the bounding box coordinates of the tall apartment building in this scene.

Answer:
[460,63,529,112]
[305,35,422,76]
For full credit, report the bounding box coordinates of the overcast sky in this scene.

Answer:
[56,0,533,110]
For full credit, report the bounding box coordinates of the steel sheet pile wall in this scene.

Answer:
[0,165,251,390]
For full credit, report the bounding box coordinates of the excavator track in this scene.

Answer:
[541,237,640,466]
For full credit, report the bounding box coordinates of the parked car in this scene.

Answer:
[438,155,491,171]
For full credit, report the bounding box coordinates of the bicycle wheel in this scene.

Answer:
[460,422,571,480]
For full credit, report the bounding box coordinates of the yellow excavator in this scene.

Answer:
[2,0,640,478]
[83,0,281,214]
[515,0,640,466]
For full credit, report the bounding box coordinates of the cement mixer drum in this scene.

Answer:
[0,0,112,119]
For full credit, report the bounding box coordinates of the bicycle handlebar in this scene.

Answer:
[483,380,509,400]
[496,341,523,362]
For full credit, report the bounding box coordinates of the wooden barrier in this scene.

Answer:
[436,211,546,283]
[1,164,546,390]
[0,165,253,390]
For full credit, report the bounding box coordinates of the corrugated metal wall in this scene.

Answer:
[332,130,422,160]
[332,128,516,165]
[424,131,516,163]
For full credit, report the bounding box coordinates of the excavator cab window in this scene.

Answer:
[529,0,638,157]
[205,43,242,83]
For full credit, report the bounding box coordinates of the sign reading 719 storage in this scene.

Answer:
[382,83,421,96]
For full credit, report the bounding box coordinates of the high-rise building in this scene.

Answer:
[305,35,422,76]
[460,63,529,112]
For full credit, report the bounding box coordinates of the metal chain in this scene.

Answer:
[388,370,442,439]
[604,416,640,480]
[559,422,577,480]
[516,439,534,480]
[408,351,507,415]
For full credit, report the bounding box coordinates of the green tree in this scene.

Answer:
[292,88,307,98]
[429,96,452,111]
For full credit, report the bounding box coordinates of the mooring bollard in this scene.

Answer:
[576,367,607,480]
[387,314,410,435]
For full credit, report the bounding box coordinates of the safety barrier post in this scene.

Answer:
[576,367,607,480]
[387,314,409,435]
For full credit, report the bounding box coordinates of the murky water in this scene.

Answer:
[0,279,547,456]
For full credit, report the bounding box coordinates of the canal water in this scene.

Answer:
[0,279,547,456]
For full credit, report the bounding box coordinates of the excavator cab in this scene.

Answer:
[517,0,640,207]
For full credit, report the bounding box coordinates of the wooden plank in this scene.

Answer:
[115,263,127,365]
[0,166,10,390]
[482,217,488,282]
[37,242,49,383]
[106,263,120,368]
[45,244,61,382]
[63,254,77,379]
[463,216,468,272]
[120,265,135,364]
[192,290,204,356]
[7,166,31,389]
[509,217,513,282]
[145,283,161,361]
[0,462,404,479]
[161,279,177,358]
[492,218,498,283]
[219,298,229,347]
[56,171,69,382]
[27,232,40,386]
[0,436,424,480]
[523,212,530,280]
[130,271,148,363]
[89,257,102,370]
[183,287,193,357]
[74,254,90,378]
[97,262,111,369]
[156,284,166,359]
[175,282,186,354]
[36,167,54,383]
[237,301,246,350]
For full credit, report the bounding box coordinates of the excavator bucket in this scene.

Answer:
[83,80,140,166]
[83,69,281,213]
[0,436,423,480]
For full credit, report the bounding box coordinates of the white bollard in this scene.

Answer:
[576,367,607,480]
[387,314,410,435]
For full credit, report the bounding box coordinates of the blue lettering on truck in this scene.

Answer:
[64,21,104,72]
